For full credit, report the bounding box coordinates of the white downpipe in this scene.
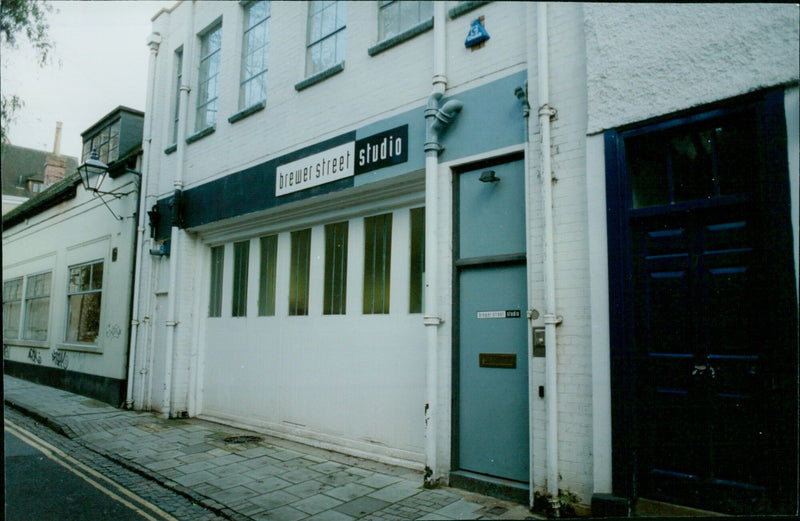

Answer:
[538,2,562,513]
[522,2,537,507]
[125,32,161,408]
[424,0,447,484]
[162,2,194,418]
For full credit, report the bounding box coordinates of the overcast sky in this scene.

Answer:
[2,0,175,159]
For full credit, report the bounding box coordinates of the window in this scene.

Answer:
[240,1,271,109]
[24,272,52,341]
[66,261,103,344]
[171,48,183,144]
[232,240,250,317]
[625,109,757,209]
[81,120,120,164]
[209,245,224,317]
[196,23,222,131]
[378,1,432,40]
[289,229,311,316]
[409,207,425,313]
[3,278,23,339]
[323,221,348,315]
[305,0,346,76]
[363,213,392,314]
[258,235,278,316]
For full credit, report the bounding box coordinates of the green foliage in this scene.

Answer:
[0,0,54,141]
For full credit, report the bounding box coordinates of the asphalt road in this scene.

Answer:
[3,406,224,521]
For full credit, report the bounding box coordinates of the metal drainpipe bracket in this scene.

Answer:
[543,314,563,326]
[423,315,444,326]
[538,104,557,120]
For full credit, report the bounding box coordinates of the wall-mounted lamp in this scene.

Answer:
[77,149,111,194]
[76,148,142,220]
[479,170,500,183]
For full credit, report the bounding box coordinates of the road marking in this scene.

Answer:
[4,418,178,521]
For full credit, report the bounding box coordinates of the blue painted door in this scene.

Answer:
[456,159,529,482]
[613,96,799,514]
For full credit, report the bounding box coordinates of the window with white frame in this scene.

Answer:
[378,1,432,41]
[171,48,183,144]
[196,22,223,131]
[305,0,346,77]
[24,272,52,341]
[240,1,271,109]
[66,261,103,344]
[3,277,23,339]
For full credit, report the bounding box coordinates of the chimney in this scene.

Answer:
[44,121,66,186]
[53,121,62,155]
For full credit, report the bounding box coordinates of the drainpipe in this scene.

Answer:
[162,2,193,418]
[125,32,161,409]
[423,0,462,487]
[537,2,563,515]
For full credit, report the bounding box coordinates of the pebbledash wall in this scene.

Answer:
[129,1,799,514]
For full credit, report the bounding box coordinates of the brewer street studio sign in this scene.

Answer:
[276,125,408,197]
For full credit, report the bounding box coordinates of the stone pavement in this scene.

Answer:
[3,376,538,521]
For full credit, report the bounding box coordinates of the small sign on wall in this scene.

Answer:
[477,310,521,319]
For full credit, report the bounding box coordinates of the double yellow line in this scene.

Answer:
[4,417,179,521]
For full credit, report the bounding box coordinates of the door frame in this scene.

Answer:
[604,88,798,513]
[450,151,529,478]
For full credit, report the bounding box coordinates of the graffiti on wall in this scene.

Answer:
[52,350,69,370]
[27,349,42,364]
[105,323,122,339]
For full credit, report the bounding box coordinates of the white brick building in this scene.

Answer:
[127,1,799,516]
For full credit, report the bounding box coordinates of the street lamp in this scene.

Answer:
[77,149,111,194]
[76,148,142,220]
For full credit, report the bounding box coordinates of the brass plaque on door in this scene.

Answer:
[479,353,517,369]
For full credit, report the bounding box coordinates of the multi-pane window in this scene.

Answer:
[66,261,103,343]
[196,23,222,131]
[363,213,392,314]
[289,229,311,316]
[240,1,271,109]
[378,1,432,40]
[209,245,224,317]
[24,272,52,341]
[409,207,425,313]
[323,221,348,315]
[258,235,278,316]
[305,0,346,77]
[625,110,757,209]
[81,120,120,164]
[232,241,250,317]
[3,278,23,339]
[171,48,183,144]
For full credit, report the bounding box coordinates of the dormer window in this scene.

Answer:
[81,119,121,164]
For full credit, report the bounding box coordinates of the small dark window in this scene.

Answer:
[289,229,311,316]
[258,235,278,316]
[363,213,392,314]
[626,109,758,209]
[209,245,224,317]
[409,207,425,313]
[323,221,348,315]
[232,240,250,317]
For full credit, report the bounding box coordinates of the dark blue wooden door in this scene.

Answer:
[632,202,769,510]
[609,92,798,514]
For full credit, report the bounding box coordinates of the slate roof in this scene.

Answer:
[1,142,79,199]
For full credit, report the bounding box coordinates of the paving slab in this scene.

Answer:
[4,375,542,521]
